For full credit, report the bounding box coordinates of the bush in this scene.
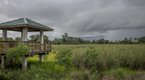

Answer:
[6,44,30,66]
[72,48,109,72]
[56,49,73,71]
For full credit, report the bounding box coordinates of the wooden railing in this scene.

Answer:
[0,41,51,56]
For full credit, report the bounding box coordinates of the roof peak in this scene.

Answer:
[23,18,28,24]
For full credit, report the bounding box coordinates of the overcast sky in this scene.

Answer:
[0,0,145,40]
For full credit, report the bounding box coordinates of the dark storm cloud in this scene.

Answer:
[123,0,145,6]
[0,0,145,39]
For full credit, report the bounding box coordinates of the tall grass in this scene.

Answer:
[53,44,145,79]
[54,44,145,71]
[0,44,145,80]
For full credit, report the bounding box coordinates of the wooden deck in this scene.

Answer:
[0,41,51,70]
[0,41,51,56]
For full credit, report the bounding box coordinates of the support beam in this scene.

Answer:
[1,55,5,69]
[21,27,28,41]
[22,56,27,71]
[39,54,44,62]
[2,29,7,41]
[40,30,44,44]
[40,30,44,52]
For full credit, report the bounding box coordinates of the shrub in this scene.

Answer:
[6,44,30,65]
[56,49,73,71]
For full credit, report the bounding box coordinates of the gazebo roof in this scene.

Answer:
[0,18,54,32]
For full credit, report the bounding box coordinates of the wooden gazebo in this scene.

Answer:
[0,18,54,70]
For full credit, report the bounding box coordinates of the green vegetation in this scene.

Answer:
[1,33,145,44]
[52,44,145,80]
[0,44,145,80]
[6,44,30,67]
[51,33,145,44]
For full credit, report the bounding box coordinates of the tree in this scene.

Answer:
[52,33,87,44]
[53,38,63,44]
[62,33,69,44]
[15,37,21,41]
[29,34,39,42]
[92,40,96,44]
[120,37,129,44]
[29,34,49,42]
[7,37,14,41]
[138,36,145,43]
[96,39,105,44]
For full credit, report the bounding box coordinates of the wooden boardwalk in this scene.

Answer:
[0,41,51,56]
[0,41,52,70]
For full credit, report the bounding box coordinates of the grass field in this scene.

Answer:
[28,52,56,62]
[58,44,145,79]
[1,44,145,80]
[26,44,145,80]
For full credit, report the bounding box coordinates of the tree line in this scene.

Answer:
[52,33,145,44]
[0,34,49,42]
[0,33,145,44]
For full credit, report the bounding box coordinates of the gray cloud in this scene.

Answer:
[123,0,145,6]
[0,0,145,40]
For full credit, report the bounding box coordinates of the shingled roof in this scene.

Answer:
[0,18,54,32]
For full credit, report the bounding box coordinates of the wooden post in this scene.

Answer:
[50,43,51,52]
[2,30,7,51]
[40,30,44,44]
[1,55,5,69]
[39,54,44,62]
[40,30,44,52]
[22,56,27,71]
[2,29,7,41]
[21,27,28,41]
[44,43,47,54]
